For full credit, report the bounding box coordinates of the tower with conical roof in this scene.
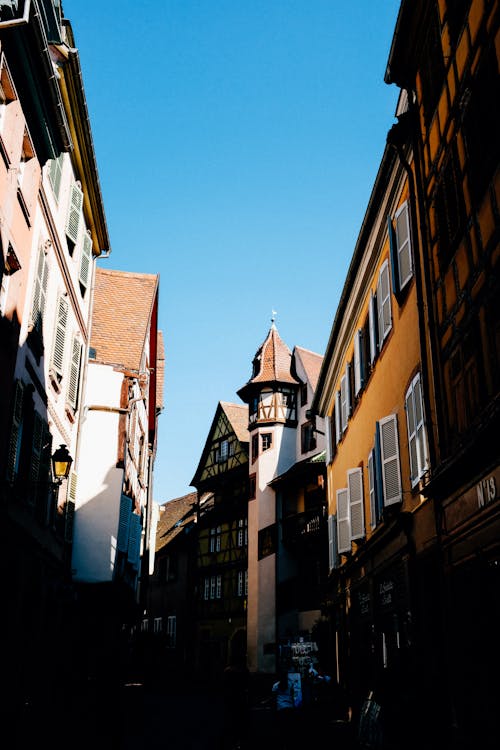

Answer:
[237,319,302,674]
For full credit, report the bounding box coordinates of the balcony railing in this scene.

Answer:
[281,507,326,546]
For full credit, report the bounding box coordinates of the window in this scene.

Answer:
[237,518,248,547]
[300,383,308,406]
[237,569,248,597]
[419,7,445,127]
[153,617,162,634]
[251,434,258,463]
[167,616,176,647]
[141,619,149,633]
[376,261,392,347]
[217,439,228,463]
[447,330,481,436]
[249,473,256,499]
[261,433,272,452]
[463,45,500,207]
[434,144,465,271]
[389,202,413,296]
[48,154,64,200]
[66,337,82,411]
[205,575,222,600]
[405,373,429,486]
[159,553,178,582]
[301,421,316,453]
[209,526,222,553]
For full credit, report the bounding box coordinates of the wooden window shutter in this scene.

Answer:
[348,467,365,540]
[65,182,83,246]
[79,231,92,291]
[368,291,378,364]
[395,202,412,289]
[117,494,132,552]
[51,295,68,377]
[30,245,48,334]
[379,414,402,506]
[7,379,24,482]
[67,337,82,410]
[337,488,350,554]
[328,514,338,571]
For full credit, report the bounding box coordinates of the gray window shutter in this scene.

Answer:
[328,514,338,571]
[377,261,392,346]
[348,467,365,540]
[335,390,341,444]
[325,415,332,464]
[7,379,24,482]
[337,488,350,554]
[79,231,92,290]
[379,414,402,506]
[51,295,68,377]
[369,292,377,364]
[368,449,377,530]
[354,329,364,396]
[65,182,83,245]
[395,201,413,289]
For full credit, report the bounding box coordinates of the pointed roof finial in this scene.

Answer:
[271,309,277,328]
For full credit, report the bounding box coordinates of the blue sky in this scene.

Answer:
[64,0,401,503]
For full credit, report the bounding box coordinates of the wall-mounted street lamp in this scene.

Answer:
[51,444,73,484]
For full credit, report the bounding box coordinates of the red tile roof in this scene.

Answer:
[238,325,300,399]
[90,267,159,372]
[155,492,197,552]
[294,346,323,390]
[220,401,249,443]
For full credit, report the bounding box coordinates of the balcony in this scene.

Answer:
[281,506,327,548]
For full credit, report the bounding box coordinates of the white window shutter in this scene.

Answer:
[48,154,63,199]
[369,292,377,364]
[379,414,402,506]
[328,514,338,571]
[348,467,365,540]
[346,362,352,417]
[79,231,92,290]
[325,415,332,464]
[405,385,418,485]
[405,373,429,487]
[337,488,350,554]
[395,201,413,289]
[117,494,132,552]
[7,379,24,482]
[30,245,48,334]
[51,296,68,377]
[66,182,83,245]
[335,390,341,444]
[67,337,82,410]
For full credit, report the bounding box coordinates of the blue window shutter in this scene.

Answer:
[369,292,378,364]
[117,494,132,552]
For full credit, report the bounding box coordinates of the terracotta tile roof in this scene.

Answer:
[238,325,300,399]
[156,330,165,410]
[220,401,249,443]
[294,346,323,390]
[155,491,197,552]
[90,267,159,371]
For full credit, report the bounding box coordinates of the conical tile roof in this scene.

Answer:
[238,323,300,401]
